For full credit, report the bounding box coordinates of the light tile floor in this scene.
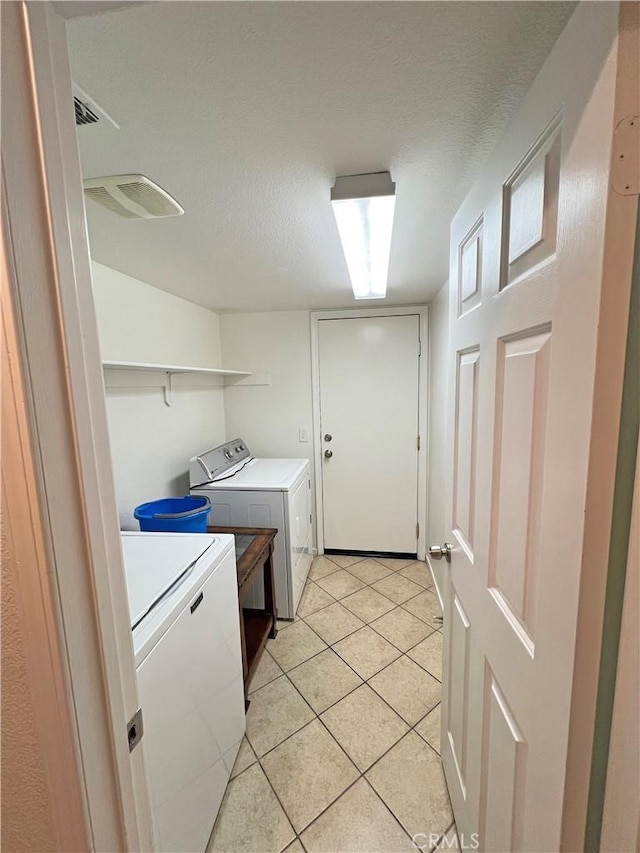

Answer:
[209,554,456,853]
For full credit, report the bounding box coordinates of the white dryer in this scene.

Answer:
[121,531,245,853]
[189,439,312,619]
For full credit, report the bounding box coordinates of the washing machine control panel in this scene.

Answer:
[189,439,251,485]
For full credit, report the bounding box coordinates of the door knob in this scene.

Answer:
[324,433,332,442]
[324,449,333,459]
[428,542,452,563]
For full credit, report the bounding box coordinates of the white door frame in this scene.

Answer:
[2,2,153,849]
[600,429,640,853]
[310,306,429,558]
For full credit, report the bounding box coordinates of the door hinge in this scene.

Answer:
[612,115,640,196]
[310,514,313,524]
[417,435,421,451]
[418,339,422,357]
[127,708,143,753]
[416,522,420,539]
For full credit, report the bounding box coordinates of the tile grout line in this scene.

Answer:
[244,645,444,840]
[236,689,442,784]
[264,688,419,849]
[218,557,445,851]
[292,764,419,850]
[260,585,443,738]
[338,560,432,597]
[235,737,445,853]
[339,652,440,728]
[289,604,441,669]
[360,775,418,847]
[295,599,442,680]
[245,654,441,760]
[309,555,434,597]
[298,569,438,639]
[245,645,444,817]
[277,634,439,729]
[234,556,445,850]
[252,645,440,752]
[304,706,443,845]
[295,775,365,847]
[237,728,443,846]
[253,668,366,844]
[357,615,440,660]
[212,747,297,852]
[255,754,298,851]
[428,819,458,853]
[237,666,326,850]
[291,643,441,745]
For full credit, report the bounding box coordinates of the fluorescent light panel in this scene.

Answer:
[331,172,396,300]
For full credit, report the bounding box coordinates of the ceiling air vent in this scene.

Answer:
[74,96,99,126]
[83,175,184,219]
[72,82,119,130]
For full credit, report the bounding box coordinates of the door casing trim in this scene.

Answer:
[310,305,429,558]
[2,3,155,847]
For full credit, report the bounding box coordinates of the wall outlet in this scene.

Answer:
[299,428,309,443]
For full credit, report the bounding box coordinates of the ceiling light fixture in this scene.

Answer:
[331,171,396,300]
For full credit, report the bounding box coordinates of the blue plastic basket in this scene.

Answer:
[133,495,212,533]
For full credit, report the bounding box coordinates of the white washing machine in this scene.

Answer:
[190,439,312,619]
[121,531,245,853]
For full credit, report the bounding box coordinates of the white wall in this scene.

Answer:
[92,262,226,528]
[219,311,313,459]
[93,261,222,366]
[219,310,316,537]
[427,281,450,602]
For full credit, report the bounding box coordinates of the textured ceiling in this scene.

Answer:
[55,1,148,19]
[67,1,575,313]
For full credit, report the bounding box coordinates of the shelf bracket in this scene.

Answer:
[163,371,173,407]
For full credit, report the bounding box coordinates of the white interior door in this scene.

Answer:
[318,315,420,554]
[439,4,634,850]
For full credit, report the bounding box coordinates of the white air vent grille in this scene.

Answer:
[83,175,184,219]
[84,187,139,218]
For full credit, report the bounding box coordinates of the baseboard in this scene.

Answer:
[324,548,418,560]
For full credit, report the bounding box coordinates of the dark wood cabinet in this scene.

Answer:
[207,525,278,707]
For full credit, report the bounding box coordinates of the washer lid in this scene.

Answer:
[121,532,216,628]
[206,457,309,491]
